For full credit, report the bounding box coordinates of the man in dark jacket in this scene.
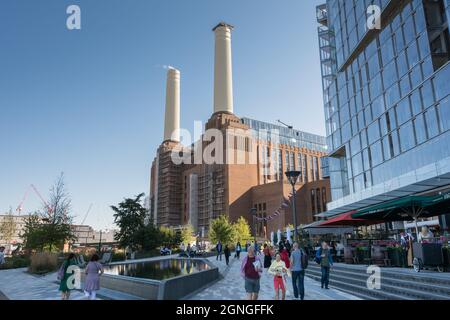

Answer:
[316,241,334,289]
[216,241,223,261]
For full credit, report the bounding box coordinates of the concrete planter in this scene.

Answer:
[80,258,219,300]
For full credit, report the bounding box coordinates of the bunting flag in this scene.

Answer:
[253,195,294,223]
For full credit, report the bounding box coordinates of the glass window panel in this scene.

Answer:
[360,129,368,149]
[370,73,383,99]
[352,153,363,176]
[395,29,405,53]
[370,140,383,166]
[421,80,435,109]
[372,95,386,119]
[410,64,423,89]
[425,107,440,138]
[403,15,416,45]
[382,136,392,160]
[434,66,450,101]
[368,121,381,144]
[385,83,400,107]
[397,51,408,77]
[437,97,450,132]
[418,32,430,61]
[354,174,364,192]
[411,89,423,116]
[368,53,381,80]
[350,135,361,156]
[391,130,401,156]
[380,113,389,136]
[342,121,352,143]
[396,97,412,125]
[407,40,420,68]
[383,60,398,89]
[399,121,415,152]
[414,114,427,144]
[357,112,365,131]
[381,38,395,66]
[365,105,373,124]
[421,56,434,79]
[400,75,411,98]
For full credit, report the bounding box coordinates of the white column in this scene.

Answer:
[164,68,180,142]
[213,22,234,114]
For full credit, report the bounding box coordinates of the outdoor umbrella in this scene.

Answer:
[352,191,450,238]
[318,211,382,227]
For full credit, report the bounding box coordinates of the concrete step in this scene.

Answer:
[306,272,409,300]
[307,268,448,300]
[308,263,450,286]
[306,264,450,300]
[306,265,450,297]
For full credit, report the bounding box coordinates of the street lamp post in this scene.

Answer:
[250,207,257,246]
[285,171,301,242]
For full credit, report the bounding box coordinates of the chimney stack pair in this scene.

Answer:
[163,22,234,143]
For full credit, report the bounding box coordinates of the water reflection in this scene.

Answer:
[103,259,210,280]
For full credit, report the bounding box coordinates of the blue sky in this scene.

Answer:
[0,0,325,230]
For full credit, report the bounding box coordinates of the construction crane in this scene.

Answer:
[81,203,93,225]
[277,119,293,130]
[16,184,53,215]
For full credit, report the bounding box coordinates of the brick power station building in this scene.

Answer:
[149,22,330,239]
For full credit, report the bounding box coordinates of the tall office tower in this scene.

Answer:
[317,0,450,222]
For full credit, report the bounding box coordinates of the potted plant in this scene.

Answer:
[442,244,450,271]
[356,246,370,263]
[387,246,403,267]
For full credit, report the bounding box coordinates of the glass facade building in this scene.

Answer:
[317,0,450,215]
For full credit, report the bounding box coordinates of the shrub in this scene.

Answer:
[0,255,31,270]
[28,252,58,274]
[111,252,126,262]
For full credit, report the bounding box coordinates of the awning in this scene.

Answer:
[318,211,382,227]
[301,220,354,235]
[352,191,450,222]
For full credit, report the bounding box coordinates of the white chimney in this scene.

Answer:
[164,67,180,142]
[213,22,234,114]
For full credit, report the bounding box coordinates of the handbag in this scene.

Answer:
[57,262,65,280]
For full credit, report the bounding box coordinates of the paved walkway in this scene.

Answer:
[191,254,360,300]
[0,268,92,300]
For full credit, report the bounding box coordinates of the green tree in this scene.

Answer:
[0,208,17,245]
[112,193,147,251]
[137,223,161,251]
[180,224,195,244]
[20,174,75,252]
[232,216,251,244]
[209,215,235,245]
[21,214,43,251]
[160,226,180,248]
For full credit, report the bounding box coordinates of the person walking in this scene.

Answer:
[235,242,242,259]
[290,242,307,300]
[224,245,231,266]
[83,254,104,300]
[280,247,290,269]
[180,243,186,257]
[316,241,333,289]
[216,241,223,261]
[263,244,272,268]
[240,246,263,300]
[285,240,292,257]
[58,253,78,300]
[0,247,5,266]
[268,253,289,300]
